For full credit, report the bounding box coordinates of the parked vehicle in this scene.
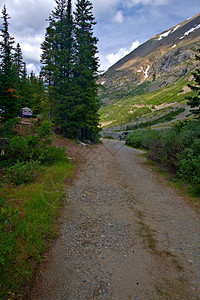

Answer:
[18,107,33,118]
[119,132,129,140]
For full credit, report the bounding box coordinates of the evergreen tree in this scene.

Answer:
[187,49,200,117]
[74,0,100,141]
[0,5,19,121]
[41,0,100,141]
[14,43,24,80]
[41,0,74,131]
[18,62,32,108]
[29,71,46,116]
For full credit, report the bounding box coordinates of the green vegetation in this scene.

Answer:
[99,76,192,128]
[41,0,100,141]
[187,48,200,117]
[0,6,47,120]
[0,119,74,298]
[1,1,100,141]
[125,107,185,130]
[99,81,150,102]
[126,119,200,196]
[0,160,74,299]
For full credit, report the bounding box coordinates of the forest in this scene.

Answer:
[0,0,100,142]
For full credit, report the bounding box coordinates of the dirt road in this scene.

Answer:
[30,139,200,299]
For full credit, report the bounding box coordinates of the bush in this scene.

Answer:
[126,129,146,148]
[177,153,200,195]
[0,118,19,138]
[126,120,200,195]
[38,146,67,165]
[7,160,44,185]
[38,120,52,138]
[126,129,161,150]
[161,128,183,170]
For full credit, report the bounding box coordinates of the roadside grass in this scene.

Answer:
[0,160,74,299]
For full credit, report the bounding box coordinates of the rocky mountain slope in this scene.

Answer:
[98,13,200,103]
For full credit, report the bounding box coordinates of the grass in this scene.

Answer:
[99,75,192,128]
[0,160,74,299]
[125,107,185,130]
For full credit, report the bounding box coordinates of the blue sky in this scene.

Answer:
[0,0,200,74]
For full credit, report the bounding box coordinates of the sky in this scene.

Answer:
[0,0,200,75]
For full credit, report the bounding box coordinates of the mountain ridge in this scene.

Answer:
[98,13,200,103]
[98,13,200,129]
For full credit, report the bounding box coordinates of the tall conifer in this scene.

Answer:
[14,43,24,80]
[41,0,74,132]
[74,0,100,141]
[0,5,18,121]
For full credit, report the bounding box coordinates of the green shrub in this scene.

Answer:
[161,128,183,170]
[126,120,200,195]
[126,129,161,150]
[126,130,145,148]
[38,120,52,138]
[7,160,44,185]
[177,153,200,195]
[141,130,161,150]
[0,118,19,138]
[38,146,67,165]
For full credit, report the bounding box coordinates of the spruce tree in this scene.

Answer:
[41,0,74,132]
[18,62,32,108]
[187,49,200,117]
[14,43,24,80]
[0,5,19,121]
[74,0,100,141]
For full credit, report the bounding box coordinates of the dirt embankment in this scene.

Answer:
[29,139,200,299]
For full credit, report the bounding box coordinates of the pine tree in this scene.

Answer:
[18,62,32,108]
[187,49,200,117]
[29,71,46,115]
[14,43,24,80]
[74,0,100,141]
[0,5,19,121]
[41,0,74,131]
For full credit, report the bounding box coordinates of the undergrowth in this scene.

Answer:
[0,161,74,299]
[126,119,200,197]
[0,119,75,298]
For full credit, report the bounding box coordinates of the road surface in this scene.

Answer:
[29,139,200,299]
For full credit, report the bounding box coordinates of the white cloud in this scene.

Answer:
[19,34,43,63]
[92,0,121,17]
[27,63,40,75]
[103,40,140,70]
[113,10,124,24]
[125,0,168,7]
[0,0,55,74]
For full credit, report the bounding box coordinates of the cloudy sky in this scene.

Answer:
[0,0,200,74]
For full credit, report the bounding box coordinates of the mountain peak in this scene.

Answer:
[98,13,200,103]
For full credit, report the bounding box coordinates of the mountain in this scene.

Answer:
[98,13,200,129]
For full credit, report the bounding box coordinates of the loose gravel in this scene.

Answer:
[29,139,200,299]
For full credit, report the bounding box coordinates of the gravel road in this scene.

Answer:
[29,139,200,299]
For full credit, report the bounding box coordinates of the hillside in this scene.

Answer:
[98,13,200,130]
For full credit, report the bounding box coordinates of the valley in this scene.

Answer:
[98,13,200,131]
